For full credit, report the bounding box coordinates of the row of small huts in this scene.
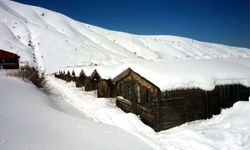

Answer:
[55,61,250,131]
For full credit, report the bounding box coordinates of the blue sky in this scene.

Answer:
[14,0,249,48]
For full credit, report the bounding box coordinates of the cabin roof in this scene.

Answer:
[0,49,19,58]
[64,65,127,79]
[79,69,87,77]
[63,66,95,77]
[61,58,250,91]
[93,65,126,80]
[89,69,99,80]
[123,59,250,91]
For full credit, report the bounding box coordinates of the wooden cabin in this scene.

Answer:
[205,84,250,116]
[0,49,20,69]
[88,70,116,98]
[113,68,250,131]
[84,70,98,91]
[71,70,76,82]
[75,70,87,87]
[55,71,63,79]
[64,70,72,82]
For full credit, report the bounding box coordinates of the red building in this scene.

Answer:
[0,49,20,69]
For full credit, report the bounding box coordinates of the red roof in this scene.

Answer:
[0,49,19,58]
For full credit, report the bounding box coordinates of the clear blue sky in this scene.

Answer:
[14,0,249,48]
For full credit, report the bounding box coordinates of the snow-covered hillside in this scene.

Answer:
[0,0,250,73]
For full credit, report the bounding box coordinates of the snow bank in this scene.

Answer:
[158,101,250,150]
[46,76,162,150]
[0,75,153,150]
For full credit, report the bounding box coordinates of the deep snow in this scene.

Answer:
[0,75,153,150]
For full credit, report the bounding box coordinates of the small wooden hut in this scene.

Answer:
[89,70,116,98]
[0,49,20,69]
[113,68,250,131]
[75,70,87,87]
[55,71,65,79]
[64,70,72,82]
[84,70,98,91]
[71,70,76,82]
[205,84,250,116]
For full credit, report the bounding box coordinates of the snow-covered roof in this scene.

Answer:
[63,64,129,79]
[63,58,250,92]
[63,66,96,77]
[92,65,129,80]
[124,58,250,91]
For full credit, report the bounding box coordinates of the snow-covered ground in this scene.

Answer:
[0,74,154,150]
[46,76,250,150]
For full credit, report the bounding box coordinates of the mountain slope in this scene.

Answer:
[0,0,249,73]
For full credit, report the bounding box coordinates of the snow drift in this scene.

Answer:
[0,75,153,150]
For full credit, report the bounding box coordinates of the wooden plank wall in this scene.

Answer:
[159,89,206,130]
[115,71,158,130]
[116,97,133,113]
[84,77,94,91]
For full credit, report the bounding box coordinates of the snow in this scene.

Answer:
[0,75,155,150]
[46,76,250,150]
[127,58,250,91]
[1,0,250,149]
[158,101,250,150]
[62,58,250,91]
[0,0,249,74]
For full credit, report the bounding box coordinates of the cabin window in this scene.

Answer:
[137,85,141,103]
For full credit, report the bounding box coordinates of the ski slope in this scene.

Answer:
[0,0,249,73]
